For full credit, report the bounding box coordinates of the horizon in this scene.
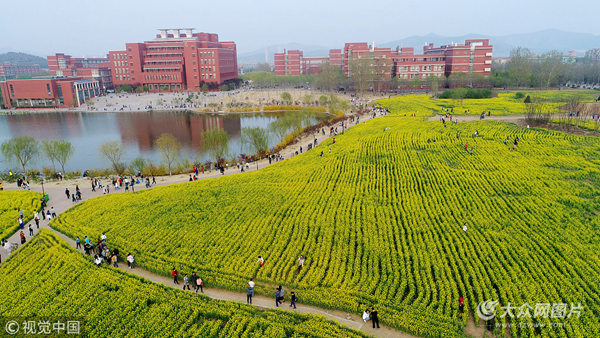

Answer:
[1,0,599,58]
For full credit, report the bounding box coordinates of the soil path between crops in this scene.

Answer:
[427,114,528,123]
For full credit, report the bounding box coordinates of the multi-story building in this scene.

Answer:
[0,77,101,109]
[393,47,445,80]
[108,28,238,91]
[424,39,493,77]
[585,48,600,61]
[0,63,42,79]
[274,50,329,76]
[47,53,112,89]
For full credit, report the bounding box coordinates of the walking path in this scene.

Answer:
[0,112,419,338]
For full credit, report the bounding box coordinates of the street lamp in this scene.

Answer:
[40,178,45,196]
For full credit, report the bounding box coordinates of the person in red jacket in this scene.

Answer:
[172,268,179,284]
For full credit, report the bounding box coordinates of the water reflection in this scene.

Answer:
[0,111,310,171]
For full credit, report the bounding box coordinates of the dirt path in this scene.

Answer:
[427,114,528,123]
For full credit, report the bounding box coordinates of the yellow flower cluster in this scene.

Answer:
[0,190,42,239]
[0,230,368,338]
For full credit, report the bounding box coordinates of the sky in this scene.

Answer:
[1,0,599,57]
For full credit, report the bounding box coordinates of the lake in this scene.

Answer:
[0,111,324,172]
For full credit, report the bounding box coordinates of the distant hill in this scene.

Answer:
[238,43,330,64]
[0,52,48,68]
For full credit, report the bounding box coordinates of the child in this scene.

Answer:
[290,292,298,309]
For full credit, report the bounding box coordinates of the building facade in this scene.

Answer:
[0,77,100,109]
[0,63,42,79]
[585,49,600,61]
[272,39,493,87]
[424,39,492,77]
[108,28,238,91]
[47,53,112,89]
[274,50,330,76]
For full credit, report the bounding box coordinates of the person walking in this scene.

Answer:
[196,277,203,293]
[279,285,285,303]
[20,231,26,245]
[28,225,33,236]
[459,297,465,313]
[289,292,298,309]
[298,255,305,270]
[190,272,197,290]
[51,207,56,218]
[19,217,24,230]
[76,236,81,249]
[246,283,254,304]
[94,255,102,266]
[463,223,468,235]
[127,253,134,268]
[65,188,70,199]
[183,274,190,290]
[34,215,40,229]
[257,256,265,267]
[172,268,180,284]
[275,288,282,307]
[371,307,380,329]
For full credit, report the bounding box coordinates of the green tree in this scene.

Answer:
[410,78,421,90]
[99,141,126,175]
[314,64,344,91]
[1,136,39,172]
[302,93,313,106]
[508,47,532,89]
[200,129,230,162]
[281,92,292,104]
[42,140,74,174]
[154,133,181,174]
[220,84,229,92]
[142,85,149,92]
[130,157,147,174]
[121,84,133,92]
[538,50,563,90]
[135,86,143,93]
[240,126,269,156]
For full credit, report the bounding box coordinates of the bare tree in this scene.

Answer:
[508,47,532,89]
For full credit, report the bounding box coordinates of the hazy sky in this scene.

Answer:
[1,0,599,57]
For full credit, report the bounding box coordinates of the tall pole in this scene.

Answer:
[41,179,45,196]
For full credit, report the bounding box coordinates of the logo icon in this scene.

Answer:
[5,320,19,335]
[476,299,499,320]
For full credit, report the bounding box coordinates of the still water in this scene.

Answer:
[0,111,321,172]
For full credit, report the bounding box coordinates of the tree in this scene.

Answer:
[1,136,39,172]
[256,63,271,72]
[142,85,149,92]
[99,141,126,175]
[450,88,468,108]
[281,92,292,104]
[348,57,372,93]
[410,78,421,90]
[154,133,181,174]
[219,84,229,92]
[318,95,329,106]
[240,126,269,156]
[507,47,532,89]
[130,157,147,174]
[135,86,143,93]
[302,93,313,106]
[538,50,563,90]
[201,129,230,162]
[42,140,74,174]
[314,64,344,91]
[447,72,468,88]
[268,118,290,143]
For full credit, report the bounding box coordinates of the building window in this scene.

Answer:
[47,84,51,97]
[10,85,14,97]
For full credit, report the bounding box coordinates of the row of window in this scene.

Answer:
[113,54,128,60]
[144,74,181,81]
[397,58,445,62]
[115,75,132,81]
[114,61,129,67]
[115,68,131,74]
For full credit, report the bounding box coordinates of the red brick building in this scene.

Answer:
[424,39,493,77]
[393,47,446,80]
[273,39,493,88]
[108,28,238,91]
[0,77,101,109]
[47,53,113,89]
[274,50,330,76]
[0,63,42,79]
